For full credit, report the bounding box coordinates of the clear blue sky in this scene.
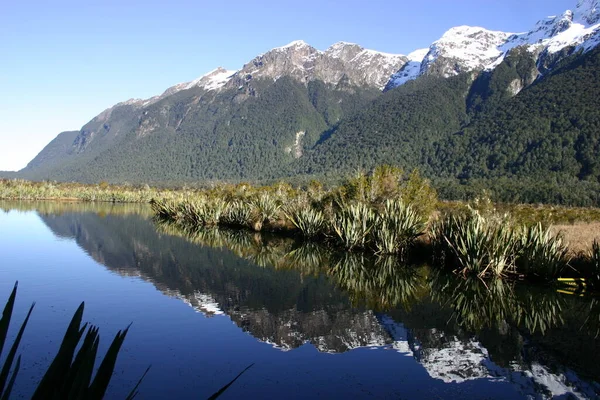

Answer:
[0,0,575,171]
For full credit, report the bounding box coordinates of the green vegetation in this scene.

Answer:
[2,166,599,282]
[0,179,190,203]
[152,166,432,258]
[10,46,600,209]
[431,210,570,280]
[430,211,518,278]
[302,47,600,207]
[148,167,598,283]
[516,223,570,281]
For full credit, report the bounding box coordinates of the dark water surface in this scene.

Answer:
[0,201,599,399]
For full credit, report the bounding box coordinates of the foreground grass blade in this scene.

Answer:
[66,327,100,399]
[207,363,254,400]
[0,302,34,392]
[0,284,149,399]
[31,302,87,399]
[0,283,18,362]
[87,324,131,400]
[125,365,151,400]
[0,355,20,400]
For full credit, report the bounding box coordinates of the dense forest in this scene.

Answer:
[8,46,600,206]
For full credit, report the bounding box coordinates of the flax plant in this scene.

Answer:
[592,240,600,271]
[248,193,281,231]
[222,200,253,228]
[430,211,518,277]
[516,223,570,280]
[372,199,425,256]
[150,198,179,220]
[285,206,326,239]
[331,202,376,250]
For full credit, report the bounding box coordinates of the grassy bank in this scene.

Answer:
[0,179,186,203]
[2,170,599,284]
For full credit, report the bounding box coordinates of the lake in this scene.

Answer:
[1,201,599,399]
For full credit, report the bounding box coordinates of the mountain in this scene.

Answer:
[0,171,18,179]
[17,0,600,205]
[386,0,600,89]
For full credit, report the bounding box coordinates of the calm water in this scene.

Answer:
[0,201,599,399]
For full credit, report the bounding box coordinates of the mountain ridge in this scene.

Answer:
[8,0,600,206]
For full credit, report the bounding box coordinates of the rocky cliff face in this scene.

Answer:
[227,40,406,92]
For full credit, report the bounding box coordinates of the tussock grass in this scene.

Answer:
[0,178,185,203]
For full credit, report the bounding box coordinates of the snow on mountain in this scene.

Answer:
[385,48,429,89]
[422,26,512,78]
[160,67,237,98]
[387,0,600,89]
[502,0,600,55]
[111,67,237,110]
[386,26,513,89]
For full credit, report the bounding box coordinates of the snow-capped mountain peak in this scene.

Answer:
[386,0,600,90]
[575,0,599,24]
[417,26,512,79]
[275,39,312,51]
[161,67,236,97]
[186,67,237,91]
[385,48,428,89]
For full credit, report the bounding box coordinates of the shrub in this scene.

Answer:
[248,193,281,230]
[222,200,253,228]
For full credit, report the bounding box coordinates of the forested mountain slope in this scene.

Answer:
[13,1,600,205]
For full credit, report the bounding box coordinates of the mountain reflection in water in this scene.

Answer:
[4,201,599,399]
